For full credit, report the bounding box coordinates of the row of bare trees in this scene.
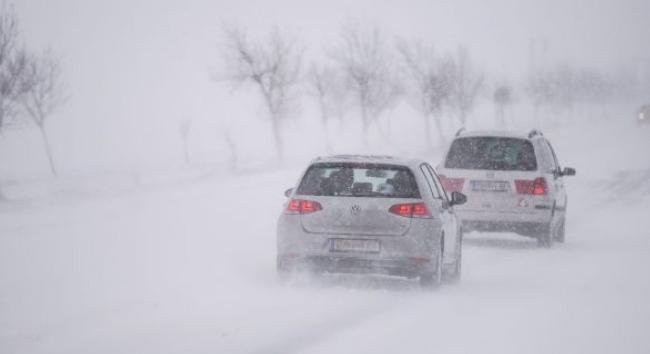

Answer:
[526,64,621,116]
[0,5,64,180]
[218,25,485,161]
[397,42,484,148]
[218,25,637,163]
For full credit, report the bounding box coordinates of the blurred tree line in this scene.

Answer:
[217,24,637,162]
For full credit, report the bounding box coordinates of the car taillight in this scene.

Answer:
[285,199,323,214]
[439,175,465,192]
[515,177,547,196]
[389,202,432,218]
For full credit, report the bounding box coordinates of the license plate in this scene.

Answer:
[471,180,510,192]
[330,239,380,253]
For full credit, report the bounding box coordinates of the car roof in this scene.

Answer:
[455,130,541,140]
[310,154,425,169]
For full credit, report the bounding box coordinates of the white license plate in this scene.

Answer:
[471,180,509,192]
[330,239,380,253]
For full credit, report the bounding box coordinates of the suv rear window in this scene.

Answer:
[297,163,420,198]
[445,137,537,171]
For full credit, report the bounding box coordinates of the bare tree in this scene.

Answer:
[218,27,301,163]
[0,4,30,199]
[21,51,64,176]
[0,4,29,133]
[448,47,483,126]
[397,40,454,148]
[493,83,513,127]
[307,63,348,152]
[331,25,400,145]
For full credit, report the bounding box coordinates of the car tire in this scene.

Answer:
[536,223,554,248]
[276,257,293,282]
[444,231,462,283]
[420,242,443,288]
[554,218,566,243]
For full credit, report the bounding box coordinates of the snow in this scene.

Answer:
[1,117,650,354]
[3,0,650,352]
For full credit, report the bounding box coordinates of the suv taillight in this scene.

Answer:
[389,202,432,218]
[285,199,323,214]
[439,175,465,192]
[514,177,548,196]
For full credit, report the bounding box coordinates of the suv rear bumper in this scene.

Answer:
[457,209,552,237]
[457,208,551,224]
[462,220,549,237]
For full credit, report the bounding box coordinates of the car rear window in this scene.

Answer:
[297,163,420,198]
[444,137,537,171]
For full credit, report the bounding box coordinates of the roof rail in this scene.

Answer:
[528,129,543,139]
[455,127,466,137]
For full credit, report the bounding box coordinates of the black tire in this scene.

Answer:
[444,231,462,283]
[554,218,566,243]
[537,204,557,248]
[420,241,443,288]
[276,257,293,282]
[536,224,554,248]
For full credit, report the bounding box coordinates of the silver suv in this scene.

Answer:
[436,130,575,247]
[277,155,467,287]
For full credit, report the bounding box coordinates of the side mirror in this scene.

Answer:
[561,167,576,177]
[449,191,467,206]
[284,188,294,198]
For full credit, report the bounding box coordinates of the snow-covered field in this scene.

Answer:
[1,119,650,354]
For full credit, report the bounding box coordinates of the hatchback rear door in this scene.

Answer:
[299,197,414,236]
[439,137,545,212]
[295,163,421,236]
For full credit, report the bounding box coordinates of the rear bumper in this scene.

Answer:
[277,254,436,278]
[277,215,441,259]
[277,215,442,277]
[456,208,551,224]
[462,220,549,237]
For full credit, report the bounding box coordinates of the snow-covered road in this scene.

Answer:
[2,122,650,354]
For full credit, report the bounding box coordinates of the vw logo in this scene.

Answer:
[350,204,361,216]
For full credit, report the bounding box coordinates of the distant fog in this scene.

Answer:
[1,0,648,178]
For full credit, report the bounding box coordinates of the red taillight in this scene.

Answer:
[301,200,321,213]
[439,175,465,192]
[532,177,547,195]
[287,199,301,212]
[285,199,323,214]
[389,202,432,218]
[515,177,547,196]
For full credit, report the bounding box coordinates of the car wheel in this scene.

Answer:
[420,241,443,288]
[276,257,293,282]
[444,231,462,283]
[536,223,554,248]
[554,218,566,243]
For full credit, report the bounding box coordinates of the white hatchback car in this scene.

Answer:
[436,130,575,247]
[277,155,467,287]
